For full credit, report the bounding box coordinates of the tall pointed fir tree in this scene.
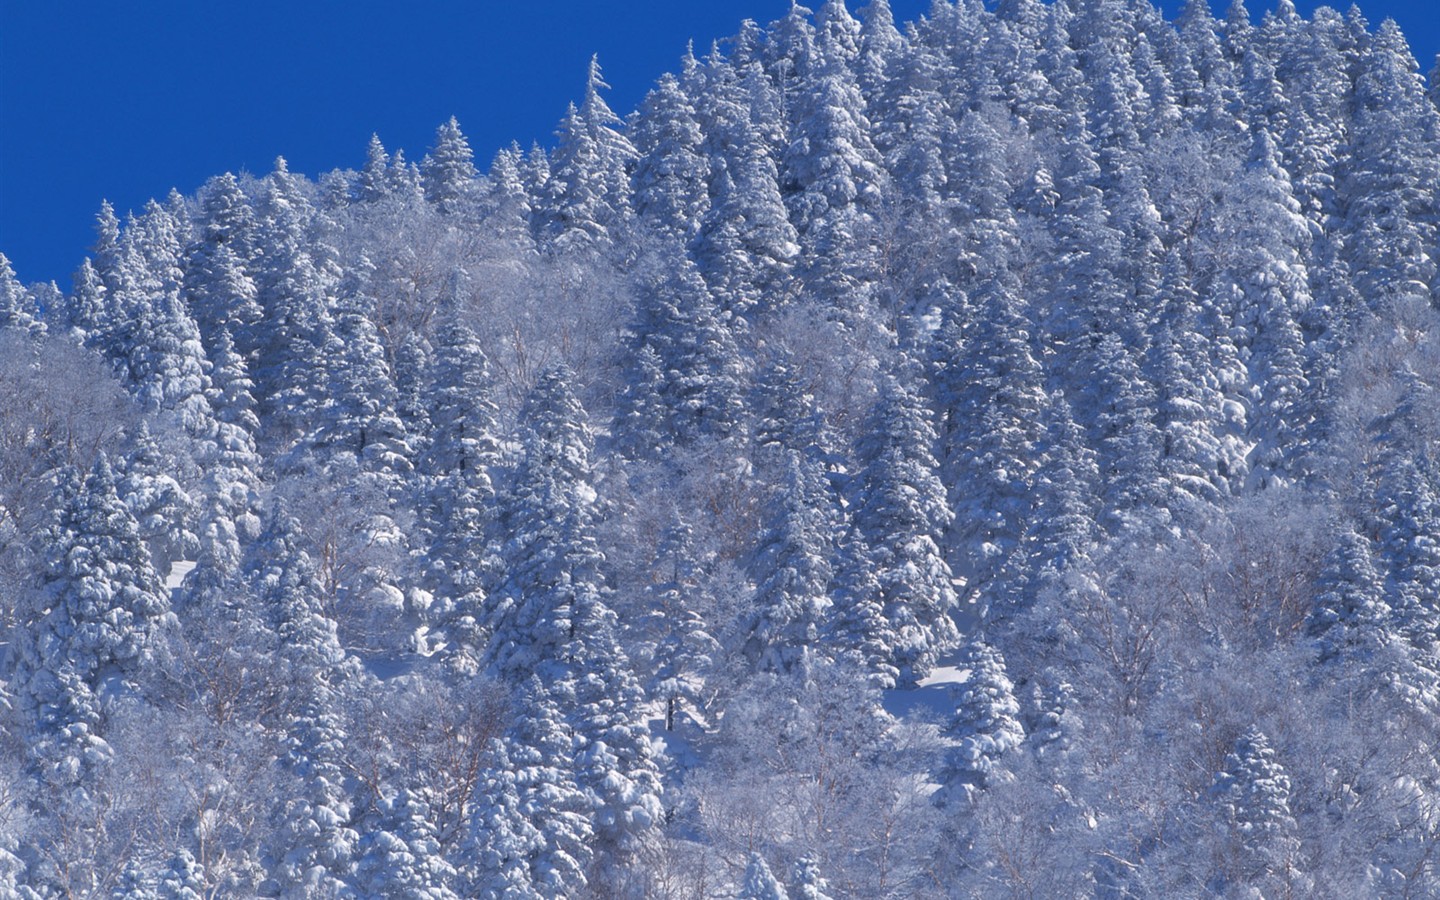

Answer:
[252,157,340,451]
[1307,522,1391,669]
[939,639,1024,805]
[117,420,196,575]
[487,367,663,871]
[357,133,392,205]
[185,173,263,352]
[842,373,959,686]
[690,55,799,319]
[1210,728,1303,894]
[1206,127,1316,485]
[613,251,745,457]
[630,72,711,245]
[194,327,264,577]
[634,516,719,732]
[103,200,220,442]
[0,252,46,338]
[543,57,638,254]
[1374,448,1440,705]
[744,450,838,676]
[421,279,503,676]
[930,270,1049,613]
[1145,253,1229,513]
[1338,18,1440,315]
[13,456,172,787]
[313,292,413,478]
[422,117,479,218]
[990,390,1099,632]
[353,789,461,900]
[467,684,593,898]
[1171,0,1240,134]
[247,507,361,897]
[781,34,889,316]
[750,350,841,476]
[486,365,605,682]
[1089,329,1166,533]
[739,853,790,900]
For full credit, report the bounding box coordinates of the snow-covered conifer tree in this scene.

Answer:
[1210,727,1302,893]
[421,282,502,672]
[422,117,479,217]
[631,73,711,244]
[940,639,1024,801]
[845,373,958,685]
[14,456,172,782]
[0,252,46,339]
[744,451,837,675]
[739,853,790,900]
[543,57,637,253]
[247,507,360,896]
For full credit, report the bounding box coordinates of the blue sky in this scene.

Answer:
[1,0,1435,287]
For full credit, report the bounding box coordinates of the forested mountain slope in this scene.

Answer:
[1,0,1438,895]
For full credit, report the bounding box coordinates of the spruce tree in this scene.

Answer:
[14,456,172,786]
[745,451,838,675]
[0,252,46,338]
[739,853,790,900]
[631,73,711,244]
[248,507,360,896]
[543,57,637,253]
[846,373,959,685]
[940,639,1024,802]
[421,286,503,673]
[1211,728,1302,892]
[422,117,479,217]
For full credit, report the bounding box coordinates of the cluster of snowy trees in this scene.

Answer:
[1,0,1438,895]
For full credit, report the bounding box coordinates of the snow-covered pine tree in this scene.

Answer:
[0,252,46,339]
[487,365,601,681]
[1210,727,1303,894]
[613,251,745,456]
[1338,18,1440,315]
[931,270,1048,611]
[422,117,480,218]
[782,30,888,315]
[744,450,838,676]
[690,54,798,319]
[185,174,263,353]
[939,639,1024,803]
[313,292,413,477]
[488,366,663,873]
[12,453,172,835]
[353,790,461,900]
[117,420,196,575]
[420,281,503,673]
[542,57,637,254]
[357,133,392,205]
[789,855,834,900]
[252,157,340,451]
[845,372,959,686]
[1307,522,1391,668]
[470,683,594,898]
[631,72,711,245]
[738,853,789,900]
[247,507,361,896]
[635,516,719,731]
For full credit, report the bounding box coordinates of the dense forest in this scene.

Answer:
[1,0,1439,895]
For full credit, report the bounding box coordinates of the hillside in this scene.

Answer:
[1,0,1439,896]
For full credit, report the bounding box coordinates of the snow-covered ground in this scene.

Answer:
[882,663,969,721]
[165,559,196,591]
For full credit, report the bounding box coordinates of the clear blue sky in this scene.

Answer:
[1,0,1434,287]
